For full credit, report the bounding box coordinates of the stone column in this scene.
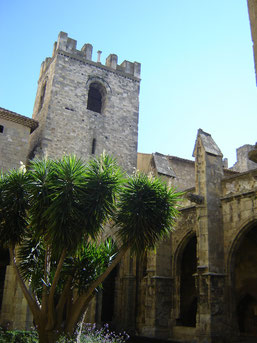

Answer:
[140,238,173,339]
[113,250,136,333]
[0,265,33,330]
[193,129,227,343]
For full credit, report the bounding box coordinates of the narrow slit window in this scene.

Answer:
[0,125,4,133]
[38,81,47,112]
[92,138,96,154]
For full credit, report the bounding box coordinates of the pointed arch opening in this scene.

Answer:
[230,221,257,337]
[174,233,197,327]
[180,235,197,326]
[101,265,118,323]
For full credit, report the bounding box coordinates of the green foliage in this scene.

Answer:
[18,235,117,300]
[65,239,117,295]
[0,325,129,343]
[116,172,181,254]
[26,155,123,254]
[0,169,29,247]
[80,154,124,239]
[0,154,180,341]
[17,232,45,297]
[0,328,38,343]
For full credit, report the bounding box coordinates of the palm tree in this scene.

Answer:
[0,155,180,343]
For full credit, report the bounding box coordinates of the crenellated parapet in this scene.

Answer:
[39,32,141,80]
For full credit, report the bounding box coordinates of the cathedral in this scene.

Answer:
[0,2,257,342]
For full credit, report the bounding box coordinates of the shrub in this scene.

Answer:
[0,324,129,343]
[0,328,38,343]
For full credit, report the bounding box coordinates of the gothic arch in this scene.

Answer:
[173,231,197,326]
[227,216,257,336]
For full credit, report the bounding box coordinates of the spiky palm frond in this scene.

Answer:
[17,231,45,299]
[79,154,124,238]
[27,155,123,255]
[27,158,55,239]
[43,155,123,253]
[18,234,117,298]
[115,173,181,255]
[42,155,88,253]
[64,238,117,294]
[0,168,29,246]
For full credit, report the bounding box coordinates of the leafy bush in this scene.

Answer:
[0,328,38,343]
[0,325,129,343]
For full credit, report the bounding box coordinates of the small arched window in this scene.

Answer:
[0,125,4,133]
[87,82,106,114]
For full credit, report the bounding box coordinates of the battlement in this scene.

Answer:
[39,32,141,79]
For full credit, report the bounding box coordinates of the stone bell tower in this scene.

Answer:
[29,31,141,173]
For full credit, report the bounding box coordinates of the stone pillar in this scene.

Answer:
[122,273,136,332]
[113,250,136,333]
[0,265,16,328]
[0,265,33,330]
[193,129,227,343]
[139,238,173,339]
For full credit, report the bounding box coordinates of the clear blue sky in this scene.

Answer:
[0,0,256,167]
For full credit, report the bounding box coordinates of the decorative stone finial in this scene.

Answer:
[97,50,102,63]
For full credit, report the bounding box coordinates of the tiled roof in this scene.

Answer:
[0,107,38,133]
[153,152,176,177]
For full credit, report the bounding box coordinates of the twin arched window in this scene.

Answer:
[87,82,106,114]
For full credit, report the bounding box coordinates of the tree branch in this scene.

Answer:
[46,248,66,330]
[65,245,129,333]
[9,246,41,325]
[56,275,73,329]
[42,245,51,315]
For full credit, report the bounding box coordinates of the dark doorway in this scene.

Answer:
[101,266,118,322]
[234,223,257,336]
[0,248,10,310]
[179,235,197,327]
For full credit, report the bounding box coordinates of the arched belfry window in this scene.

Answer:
[87,82,106,114]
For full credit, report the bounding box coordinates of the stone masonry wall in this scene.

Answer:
[247,0,257,84]
[231,144,257,172]
[221,169,257,334]
[168,157,195,191]
[221,169,257,267]
[0,118,31,172]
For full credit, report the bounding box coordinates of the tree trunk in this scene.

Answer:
[65,245,129,334]
[38,327,62,343]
